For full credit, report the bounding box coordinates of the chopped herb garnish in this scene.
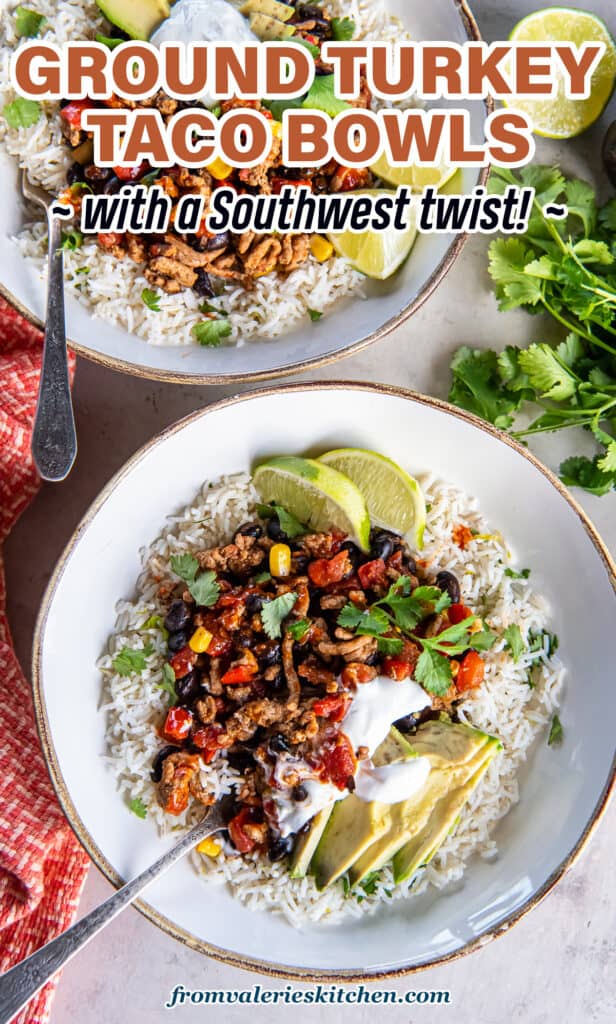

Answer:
[287,618,311,641]
[548,714,563,746]
[3,97,41,129]
[331,16,356,41]
[199,301,228,317]
[253,571,272,584]
[469,625,498,651]
[61,229,82,251]
[170,553,219,607]
[192,319,232,347]
[504,567,531,579]
[256,502,306,538]
[156,663,178,705]
[140,168,161,187]
[112,643,153,677]
[128,796,148,819]
[15,6,46,38]
[414,647,452,696]
[261,592,298,639]
[141,287,161,311]
[170,553,199,581]
[504,623,525,662]
[377,636,405,656]
[75,267,90,275]
[307,308,323,321]
[95,33,125,49]
[528,629,559,658]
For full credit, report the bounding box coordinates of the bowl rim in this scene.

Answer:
[31,380,616,981]
[0,0,489,386]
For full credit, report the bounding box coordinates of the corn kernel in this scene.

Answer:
[189,627,213,653]
[196,836,221,857]
[270,543,292,577]
[207,157,233,180]
[271,120,283,139]
[310,235,334,263]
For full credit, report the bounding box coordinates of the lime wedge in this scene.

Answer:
[327,190,417,279]
[370,153,456,192]
[318,449,426,551]
[253,456,371,551]
[507,8,616,138]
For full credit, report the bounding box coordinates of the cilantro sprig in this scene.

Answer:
[256,502,306,538]
[112,643,153,677]
[449,165,616,495]
[262,592,298,639]
[170,553,219,607]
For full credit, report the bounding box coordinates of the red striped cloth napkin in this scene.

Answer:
[0,298,90,1024]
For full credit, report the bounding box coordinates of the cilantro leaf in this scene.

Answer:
[95,34,125,49]
[518,344,577,401]
[192,319,232,347]
[331,17,356,41]
[3,97,41,129]
[308,308,323,321]
[377,636,404,655]
[262,592,298,639]
[337,603,389,636]
[560,455,615,496]
[199,301,228,317]
[548,714,563,746]
[253,571,272,584]
[157,663,178,705]
[414,648,452,696]
[503,623,525,662]
[302,75,351,117]
[449,346,524,429]
[287,618,310,641]
[188,570,219,608]
[504,567,530,579]
[256,502,305,538]
[170,553,199,582]
[61,229,82,251]
[470,625,498,651]
[112,644,153,677]
[15,6,46,37]
[142,288,161,312]
[128,796,148,819]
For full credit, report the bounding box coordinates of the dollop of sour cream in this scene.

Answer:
[272,675,432,836]
[150,0,257,106]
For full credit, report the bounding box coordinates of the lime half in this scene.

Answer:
[508,8,616,138]
[327,190,417,280]
[253,456,371,551]
[370,153,456,192]
[318,448,426,551]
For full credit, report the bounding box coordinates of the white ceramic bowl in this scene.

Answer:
[0,0,486,383]
[34,383,615,979]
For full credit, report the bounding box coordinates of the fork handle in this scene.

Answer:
[31,211,77,481]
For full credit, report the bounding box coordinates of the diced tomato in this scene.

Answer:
[358,558,388,590]
[228,807,259,853]
[303,33,320,47]
[333,166,366,191]
[308,549,351,588]
[313,694,350,722]
[382,657,411,681]
[192,724,225,763]
[162,756,199,815]
[452,524,474,549]
[448,603,474,625]
[60,99,95,129]
[455,650,485,692]
[98,232,124,249]
[162,706,193,742]
[270,176,313,194]
[196,612,233,656]
[169,645,198,679]
[113,162,149,182]
[322,734,357,790]
[341,663,376,687]
[221,664,257,685]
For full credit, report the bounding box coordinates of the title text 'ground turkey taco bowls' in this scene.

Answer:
[33,384,616,977]
[0,0,487,382]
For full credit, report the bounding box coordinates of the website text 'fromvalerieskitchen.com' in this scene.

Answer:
[165,984,452,1008]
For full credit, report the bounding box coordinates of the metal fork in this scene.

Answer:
[21,170,77,481]
[0,800,227,1024]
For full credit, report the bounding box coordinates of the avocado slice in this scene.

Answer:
[249,12,296,40]
[311,796,391,890]
[405,718,495,769]
[240,0,295,22]
[348,733,498,886]
[392,741,500,883]
[96,0,170,41]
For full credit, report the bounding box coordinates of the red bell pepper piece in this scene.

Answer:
[162,706,193,742]
[358,558,388,590]
[308,549,351,588]
[192,724,225,763]
[381,656,412,681]
[169,645,198,679]
[113,161,149,182]
[448,603,474,625]
[313,694,350,722]
[221,664,257,685]
[228,807,259,853]
[455,650,485,692]
[322,734,357,790]
[341,663,376,687]
[60,99,95,130]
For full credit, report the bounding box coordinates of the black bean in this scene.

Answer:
[435,570,461,605]
[193,268,214,298]
[85,164,112,183]
[339,540,361,573]
[66,162,85,186]
[218,793,240,823]
[291,552,309,574]
[292,784,308,802]
[206,231,230,251]
[150,745,178,782]
[167,628,190,654]
[234,521,263,541]
[102,176,123,196]
[246,593,264,615]
[259,643,281,668]
[268,835,293,862]
[269,733,290,754]
[266,515,287,542]
[603,120,616,186]
[226,747,254,773]
[267,667,285,692]
[370,528,400,562]
[394,714,417,735]
[164,599,192,634]
[175,670,200,705]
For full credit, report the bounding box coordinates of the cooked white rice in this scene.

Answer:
[99,472,564,926]
[0,0,416,346]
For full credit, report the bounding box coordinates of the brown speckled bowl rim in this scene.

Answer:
[32,380,616,982]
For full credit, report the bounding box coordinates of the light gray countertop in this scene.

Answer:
[4,1,615,1021]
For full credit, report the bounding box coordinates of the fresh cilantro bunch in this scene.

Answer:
[449,165,616,495]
